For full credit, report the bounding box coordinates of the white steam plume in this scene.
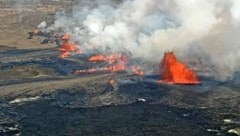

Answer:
[45,0,240,80]
[38,21,47,29]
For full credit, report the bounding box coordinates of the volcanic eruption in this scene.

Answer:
[27,0,240,80]
[59,33,81,58]
[159,51,200,84]
[1,1,240,135]
[75,52,144,76]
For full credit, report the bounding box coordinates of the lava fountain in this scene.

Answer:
[159,51,200,84]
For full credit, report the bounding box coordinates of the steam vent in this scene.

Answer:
[160,52,200,84]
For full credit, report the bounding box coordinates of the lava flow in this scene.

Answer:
[75,53,144,76]
[131,66,144,76]
[159,51,200,84]
[59,34,81,58]
[88,54,106,62]
[76,53,127,73]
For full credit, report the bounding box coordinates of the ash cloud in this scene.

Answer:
[43,0,240,80]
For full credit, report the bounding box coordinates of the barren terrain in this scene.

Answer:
[0,1,240,136]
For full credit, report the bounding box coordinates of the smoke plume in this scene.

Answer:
[44,0,240,80]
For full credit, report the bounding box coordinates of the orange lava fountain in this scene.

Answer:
[159,52,200,84]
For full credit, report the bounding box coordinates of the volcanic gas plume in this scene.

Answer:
[37,0,240,80]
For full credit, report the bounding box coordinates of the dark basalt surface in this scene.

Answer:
[14,100,215,136]
[0,47,240,136]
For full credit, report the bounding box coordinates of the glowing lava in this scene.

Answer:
[59,42,80,58]
[75,52,144,76]
[159,51,200,84]
[61,33,70,40]
[88,54,106,62]
[32,29,39,34]
[131,66,144,76]
[109,78,116,86]
[59,33,81,58]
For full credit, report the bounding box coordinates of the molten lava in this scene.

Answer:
[33,29,39,34]
[159,52,200,84]
[109,78,116,86]
[131,66,144,76]
[106,53,118,64]
[58,33,81,58]
[88,54,106,62]
[87,53,127,72]
[61,33,70,40]
[75,52,144,76]
[59,42,80,58]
